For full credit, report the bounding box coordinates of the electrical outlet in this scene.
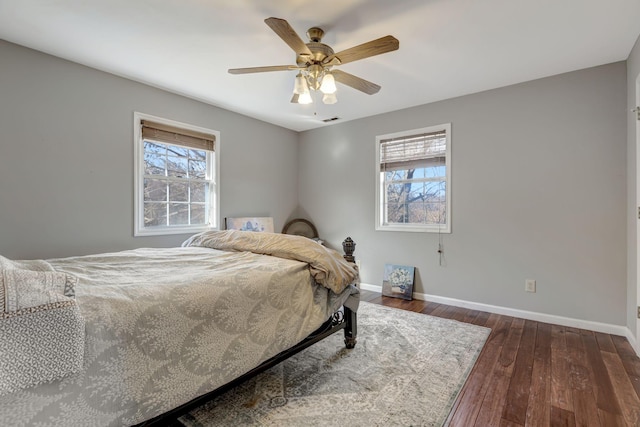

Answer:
[525,279,536,293]
[637,306,640,319]
[355,260,362,270]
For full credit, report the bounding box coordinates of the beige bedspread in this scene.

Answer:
[0,244,357,426]
[183,230,359,294]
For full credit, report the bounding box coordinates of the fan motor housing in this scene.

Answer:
[296,27,334,66]
[297,42,334,66]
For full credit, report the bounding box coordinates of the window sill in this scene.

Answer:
[376,224,451,233]
[134,225,217,237]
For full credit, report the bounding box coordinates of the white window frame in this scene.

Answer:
[375,123,451,233]
[133,112,220,236]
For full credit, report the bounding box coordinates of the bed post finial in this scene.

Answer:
[342,237,356,263]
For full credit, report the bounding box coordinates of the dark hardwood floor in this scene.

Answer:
[359,289,640,427]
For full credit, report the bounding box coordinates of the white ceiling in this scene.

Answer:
[1,0,639,132]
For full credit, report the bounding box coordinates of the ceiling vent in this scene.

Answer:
[322,117,340,123]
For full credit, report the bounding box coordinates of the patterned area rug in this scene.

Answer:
[179,301,490,427]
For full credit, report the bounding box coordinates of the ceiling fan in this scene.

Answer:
[228,17,399,105]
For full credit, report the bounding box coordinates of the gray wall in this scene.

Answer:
[627,34,640,337]
[299,62,627,326]
[0,40,299,259]
[0,39,630,328]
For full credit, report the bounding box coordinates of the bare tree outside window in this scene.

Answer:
[384,168,446,225]
[143,141,212,228]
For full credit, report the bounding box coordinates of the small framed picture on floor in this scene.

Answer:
[382,264,415,300]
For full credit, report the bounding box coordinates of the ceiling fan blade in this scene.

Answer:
[264,17,313,56]
[332,70,381,95]
[228,65,300,74]
[323,35,399,65]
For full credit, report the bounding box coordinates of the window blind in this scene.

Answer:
[141,120,215,151]
[380,130,446,171]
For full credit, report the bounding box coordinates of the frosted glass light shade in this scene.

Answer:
[299,91,313,104]
[320,73,337,94]
[322,92,337,104]
[293,73,308,95]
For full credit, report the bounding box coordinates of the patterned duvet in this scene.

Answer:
[0,232,358,426]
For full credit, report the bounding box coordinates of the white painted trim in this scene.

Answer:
[635,71,640,357]
[359,283,629,338]
[626,328,640,356]
[360,283,384,293]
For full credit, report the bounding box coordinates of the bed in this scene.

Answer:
[0,230,359,426]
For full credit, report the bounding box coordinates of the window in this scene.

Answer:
[375,123,451,233]
[134,113,220,236]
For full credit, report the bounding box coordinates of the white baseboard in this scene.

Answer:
[360,283,385,293]
[626,329,640,356]
[360,283,631,340]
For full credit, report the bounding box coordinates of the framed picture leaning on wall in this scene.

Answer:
[382,264,415,300]
[225,217,274,233]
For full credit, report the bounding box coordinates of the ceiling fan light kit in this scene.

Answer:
[293,68,337,105]
[229,17,399,106]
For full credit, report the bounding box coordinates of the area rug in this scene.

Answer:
[178,301,491,427]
